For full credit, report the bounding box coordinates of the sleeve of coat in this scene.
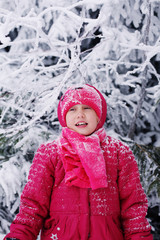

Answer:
[117,142,153,240]
[4,142,57,240]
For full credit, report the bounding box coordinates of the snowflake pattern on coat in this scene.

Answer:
[50,233,58,240]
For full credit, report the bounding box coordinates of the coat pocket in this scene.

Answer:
[41,214,79,240]
[41,217,58,237]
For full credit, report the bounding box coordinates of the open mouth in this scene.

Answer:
[75,122,88,126]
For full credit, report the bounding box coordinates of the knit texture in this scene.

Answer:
[57,127,108,189]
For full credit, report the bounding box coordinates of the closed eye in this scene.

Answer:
[69,108,75,111]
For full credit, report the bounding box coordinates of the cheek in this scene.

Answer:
[96,116,99,123]
[93,113,99,124]
[90,114,99,127]
[66,113,73,126]
[65,113,70,125]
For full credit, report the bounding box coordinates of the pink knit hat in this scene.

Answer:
[58,84,107,130]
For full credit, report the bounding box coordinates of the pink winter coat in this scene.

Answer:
[4,135,152,240]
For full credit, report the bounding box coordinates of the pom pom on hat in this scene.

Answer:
[58,84,107,130]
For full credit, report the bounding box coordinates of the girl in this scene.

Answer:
[4,84,153,240]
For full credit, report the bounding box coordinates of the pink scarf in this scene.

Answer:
[57,127,108,190]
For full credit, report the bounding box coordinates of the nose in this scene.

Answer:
[77,109,85,118]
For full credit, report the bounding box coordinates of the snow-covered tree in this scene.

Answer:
[0,0,160,236]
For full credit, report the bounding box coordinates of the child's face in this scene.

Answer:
[66,104,99,136]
